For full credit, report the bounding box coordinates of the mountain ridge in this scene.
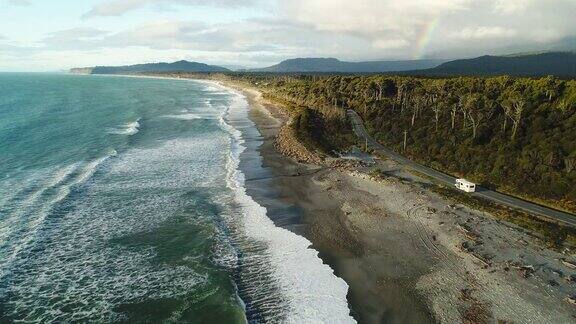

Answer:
[248,57,447,73]
[405,52,576,77]
[70,60,230,75]
[70,51,576,77]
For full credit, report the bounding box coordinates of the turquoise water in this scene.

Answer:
[0,74,353,323]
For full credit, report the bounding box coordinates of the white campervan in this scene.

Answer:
[455,179,476,193]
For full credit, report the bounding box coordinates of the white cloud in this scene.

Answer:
[84,0,152,17]
[373,39,410,49]
[493,0,530,14]
[102,21,233,50]
[281,0,470,51]
[3,0,576,71]
[451,26,517,40]
[48,28,109,40]
[530,28,565,43]
[7,0,31,6]
[41,19,368,57]
[42,28,110,50]
[275,0,576,59]
[84,0,254,17]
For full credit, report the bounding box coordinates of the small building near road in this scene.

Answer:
[455,179,476,193]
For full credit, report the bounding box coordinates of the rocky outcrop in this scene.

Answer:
[274,120,324,165]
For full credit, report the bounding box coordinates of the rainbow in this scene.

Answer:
[413,15,442,59]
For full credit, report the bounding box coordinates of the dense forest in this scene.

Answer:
[221,74,576,213]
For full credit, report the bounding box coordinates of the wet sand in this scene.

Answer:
[234,86,435,323]
[223,81,576,323]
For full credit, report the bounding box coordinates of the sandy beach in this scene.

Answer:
[216,80,576,323]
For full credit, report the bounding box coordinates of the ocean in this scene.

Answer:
[0,73,353,323]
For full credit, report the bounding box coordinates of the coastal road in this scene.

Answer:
[346,110,576,228]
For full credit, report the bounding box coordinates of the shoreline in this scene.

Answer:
[90,73,356,321]
[228,82,435,322]
[216,80,355,322]
[227,80,576,323]
[64,73,576,322]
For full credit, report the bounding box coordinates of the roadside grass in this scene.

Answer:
[369,167,576,250]
[493,188,576,216]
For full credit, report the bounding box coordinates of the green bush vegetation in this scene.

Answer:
[157,72,575,213]
[222,74,576,213]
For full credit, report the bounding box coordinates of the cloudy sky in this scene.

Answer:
[1,0,575,71]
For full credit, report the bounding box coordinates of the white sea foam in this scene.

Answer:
[162,113,207,120]
[0,155,112,280]
[215,83,355,323]
[202,84,230,95]
[0,143,214,322]
[203,98,215,109]
[108,119,141,135]
[1,77,236,322]
[50,156,109,204]
[1,78,353,322]
[0,164,79,245]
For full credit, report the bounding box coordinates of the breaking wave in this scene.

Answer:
[0,155,112,281]
[108,119,140,135]
[217,85,355,323]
